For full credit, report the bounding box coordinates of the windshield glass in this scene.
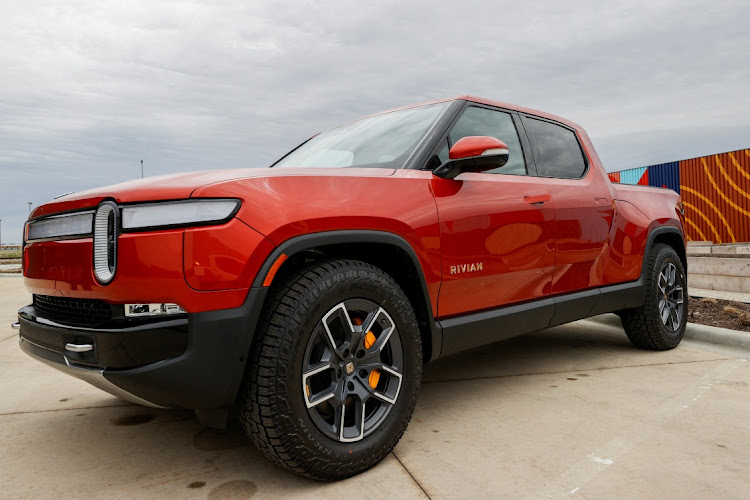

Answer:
[273,102,450,169]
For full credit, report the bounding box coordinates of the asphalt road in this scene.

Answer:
[1,276,749,499]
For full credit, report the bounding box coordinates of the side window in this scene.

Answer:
[446,106,526,175]
[522,117,587,179]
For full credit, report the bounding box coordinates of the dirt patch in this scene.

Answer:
[689,297,750,333]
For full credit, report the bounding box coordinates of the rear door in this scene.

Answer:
[432,104,555,317]
[520,115,614,294]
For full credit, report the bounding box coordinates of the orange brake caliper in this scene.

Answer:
[360,321,380,389]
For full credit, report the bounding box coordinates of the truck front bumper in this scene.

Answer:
[17,287,268,409]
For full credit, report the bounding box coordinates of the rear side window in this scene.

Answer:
[522,117,587,179]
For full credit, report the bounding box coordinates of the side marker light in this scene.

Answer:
[262,253,289,287]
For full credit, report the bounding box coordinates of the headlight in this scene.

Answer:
[26,211,94,241]
[121,199,240,231]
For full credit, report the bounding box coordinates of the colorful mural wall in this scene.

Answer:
[610,148,750,243]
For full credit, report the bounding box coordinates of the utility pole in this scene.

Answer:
[0,219,3,249]
[28,202,32,213]
[141,160,144,178]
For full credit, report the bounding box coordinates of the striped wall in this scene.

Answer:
[647,161,680,193]
[619,166,648,185]
[679,150,750,244]
[609,148,750,243]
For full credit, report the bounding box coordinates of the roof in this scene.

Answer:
[358,95,584,133]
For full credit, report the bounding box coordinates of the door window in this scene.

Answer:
[521,117,587,179]
[438,106,527,175]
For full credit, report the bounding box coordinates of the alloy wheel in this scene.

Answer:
[657,262,684,332]
[302,299,404,443]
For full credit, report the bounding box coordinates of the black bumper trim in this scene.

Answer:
[19,337,167,408]
[18,306,188,368]
[18,286,269,410]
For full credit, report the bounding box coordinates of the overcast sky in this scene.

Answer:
[1,0,748,243]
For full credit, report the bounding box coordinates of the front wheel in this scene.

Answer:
[237,259,422,481]
[620,243,687,350]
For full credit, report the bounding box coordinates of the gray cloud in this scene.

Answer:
[1,0,748,242]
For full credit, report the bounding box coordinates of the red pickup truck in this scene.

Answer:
[17,96,687,480]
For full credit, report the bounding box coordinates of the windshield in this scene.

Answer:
[273,102,450,169]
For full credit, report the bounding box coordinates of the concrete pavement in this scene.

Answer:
[2,275,749,498]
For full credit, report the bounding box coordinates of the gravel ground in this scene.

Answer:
[689,296,750,333]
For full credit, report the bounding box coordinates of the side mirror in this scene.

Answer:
[432,136,509,179]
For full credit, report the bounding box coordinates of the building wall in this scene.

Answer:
[680,149,750,244]
[647,161,680,193]
[608,148,750,243]
[619,166,648,185]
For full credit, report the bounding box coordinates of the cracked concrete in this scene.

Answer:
[2,276,749,498]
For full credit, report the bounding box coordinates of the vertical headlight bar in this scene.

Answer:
[94,201,118,285]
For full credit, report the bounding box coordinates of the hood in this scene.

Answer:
[30,167,396,219]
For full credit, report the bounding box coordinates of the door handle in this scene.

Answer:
[524,194,551,205]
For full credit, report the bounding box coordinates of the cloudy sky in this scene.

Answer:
[1,0,748,243]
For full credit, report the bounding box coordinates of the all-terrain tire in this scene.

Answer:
[620,243,687,350]
[237,259,422,481]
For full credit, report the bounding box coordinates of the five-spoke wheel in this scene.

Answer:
[621,243,687,350]
[303,300,404,442]
[238,259,422,480]
[657,262,684,332]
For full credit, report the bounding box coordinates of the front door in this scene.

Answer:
[432,105,556,318]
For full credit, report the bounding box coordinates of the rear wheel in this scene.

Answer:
[237,259,422,480]
[620,243,687,350]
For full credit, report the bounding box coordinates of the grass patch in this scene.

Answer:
[0,250,21,259]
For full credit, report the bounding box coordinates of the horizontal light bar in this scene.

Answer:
[27,211,94,241]
[121,199,239,230]
[125,303,186,317]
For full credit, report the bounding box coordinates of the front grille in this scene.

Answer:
[33,295,113,326]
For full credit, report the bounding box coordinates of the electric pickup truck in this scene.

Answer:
[17,96,688,480]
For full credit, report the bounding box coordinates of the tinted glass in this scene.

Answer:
[522,117,587,178]
[443,106,526,175]
[274,102,449,169]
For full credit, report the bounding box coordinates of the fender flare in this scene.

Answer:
[641,225,687,277]
[252,230,442,362]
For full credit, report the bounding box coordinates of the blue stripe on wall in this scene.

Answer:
[647,162,680,193]
[620,167,647,185]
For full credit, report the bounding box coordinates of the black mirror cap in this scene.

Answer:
[432,152,509,180]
